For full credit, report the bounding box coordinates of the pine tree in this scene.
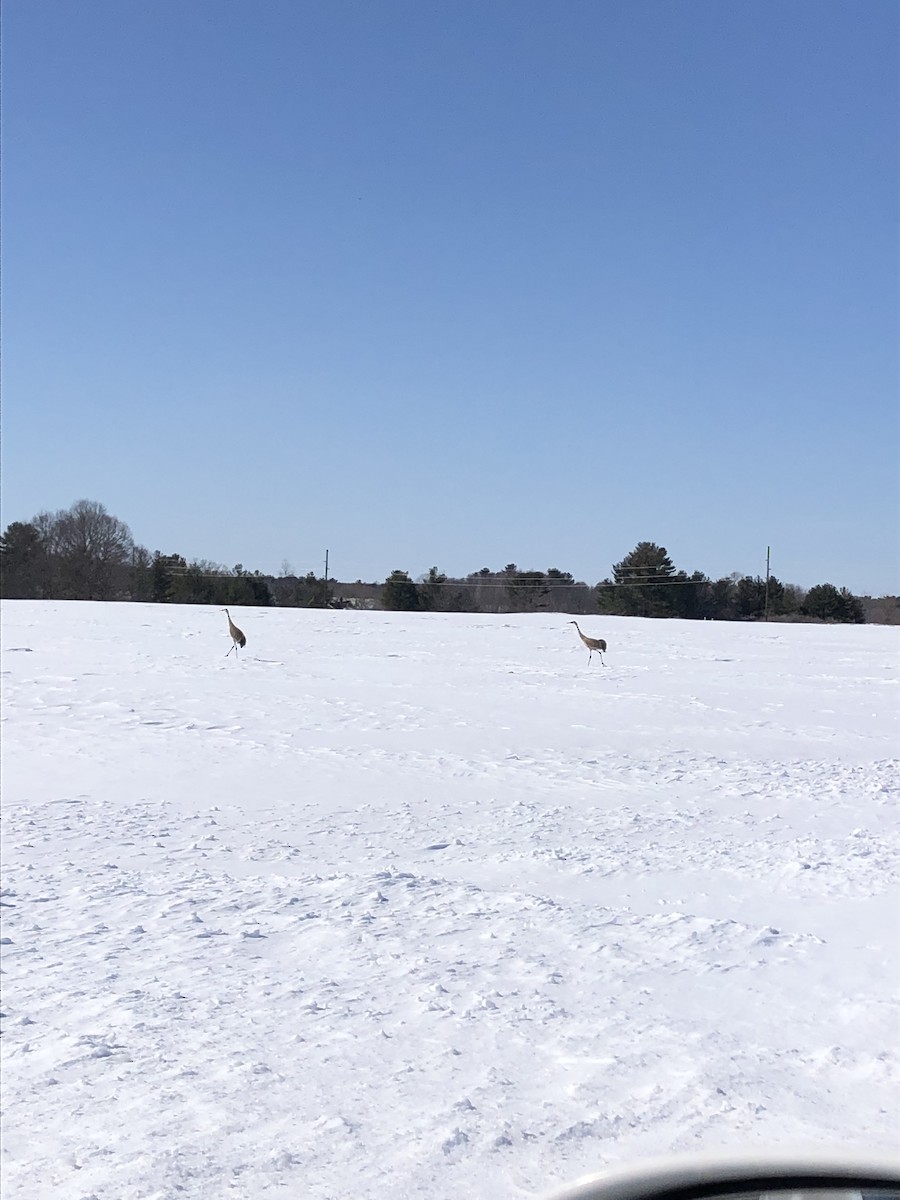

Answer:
[0,522,47,598]
[805,584,865,623]
[606,542,677,617]
[382,570,421,611]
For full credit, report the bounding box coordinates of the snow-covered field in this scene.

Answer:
[1,601,898,1199]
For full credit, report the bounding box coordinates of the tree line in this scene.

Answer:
[595,541,869,624]
[1,501,890,625]
[0,502,273,607]
[381,543,870,623]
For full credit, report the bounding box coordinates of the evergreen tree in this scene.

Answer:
[838,588,866,623]
[417,567,467,612]
[226,565,272,606]
[672,571,715,620]
[151,553,184,602]
[382,570,421,611]
[418,567,446,612]
[506,570,549,610]
[601,542,678,617]
[766,576,786,617]
[0,522,47,598]
[710,577,738,620]
[735,576,766,619]
[270,571,325,608]
[734,575,788,620]
[805,583,865,623]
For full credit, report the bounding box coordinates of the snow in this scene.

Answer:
[1,602,898,1199]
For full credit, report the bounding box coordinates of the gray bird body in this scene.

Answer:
[224,608,246,655]
[569,620,607,664]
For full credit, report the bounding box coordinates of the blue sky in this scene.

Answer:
[3,0,898,593]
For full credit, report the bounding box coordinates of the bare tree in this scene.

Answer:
[129,545,154,601]
[54,499,134,599]
[29,511,66,597]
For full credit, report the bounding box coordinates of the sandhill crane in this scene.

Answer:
[224,608,246,658]
[569,620,607,665]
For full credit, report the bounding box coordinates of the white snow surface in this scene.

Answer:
[1,602,898,1199]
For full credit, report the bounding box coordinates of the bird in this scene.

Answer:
[224,608,246,658]
[569,620,607,665]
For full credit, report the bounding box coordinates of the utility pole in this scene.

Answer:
[323,549,329,608]
[764,545,771,622]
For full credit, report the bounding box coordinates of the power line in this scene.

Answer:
[399,578,728,590]
[139,565,756,590]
